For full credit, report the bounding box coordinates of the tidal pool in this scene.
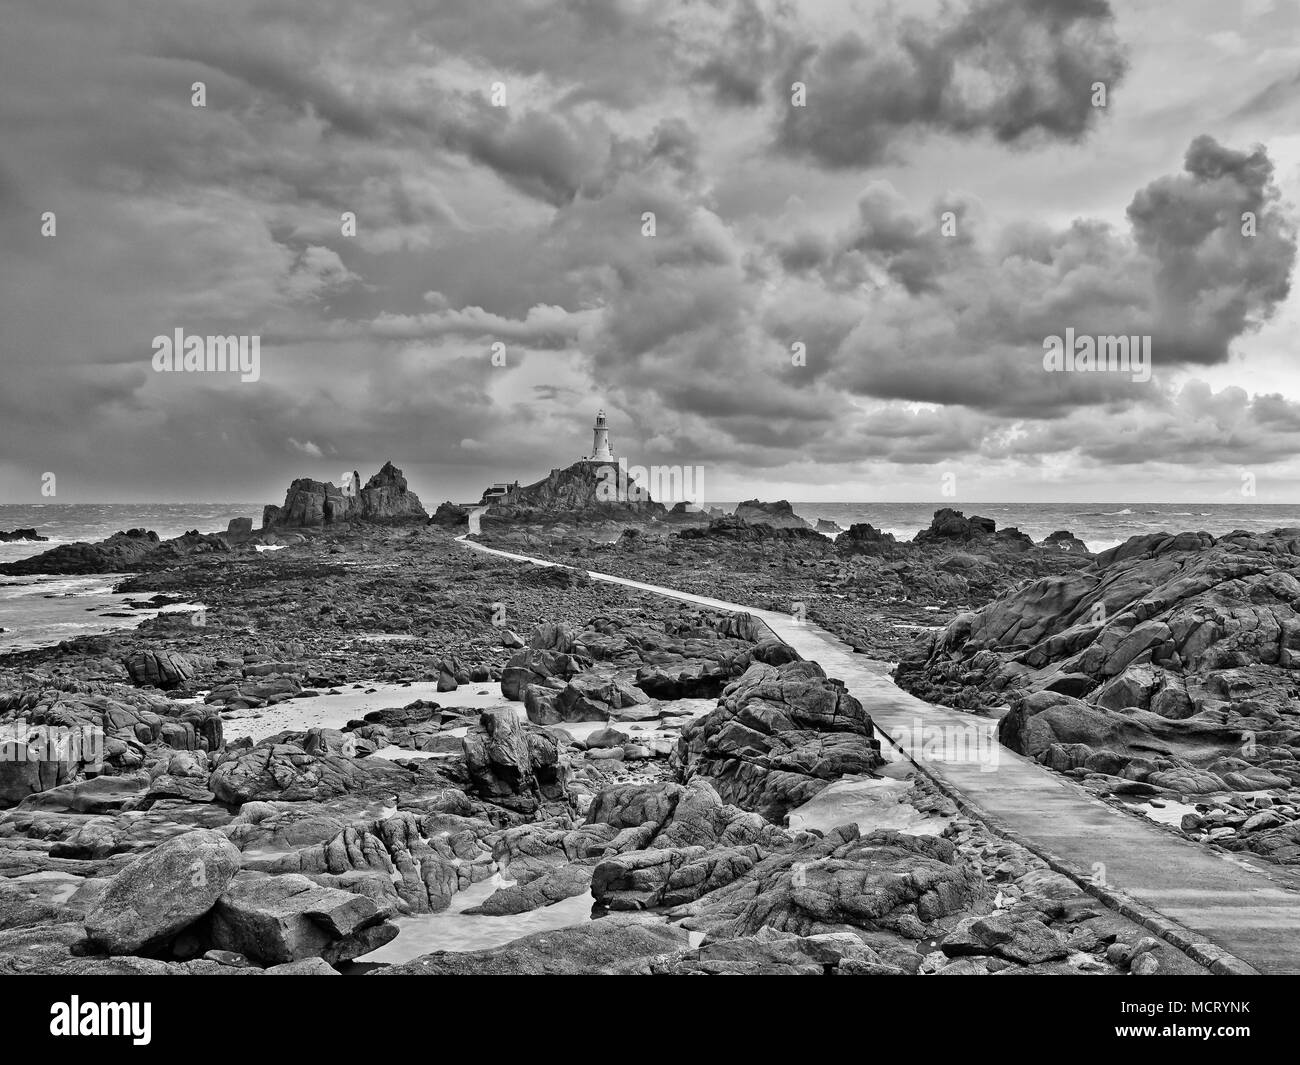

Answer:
[356,873,598,963]
[786,775,945,836]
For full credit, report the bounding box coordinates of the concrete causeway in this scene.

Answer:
[460,538,1300,973]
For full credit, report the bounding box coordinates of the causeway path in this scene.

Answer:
[459,536,1300,973]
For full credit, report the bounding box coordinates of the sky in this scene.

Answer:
[0,0,1298,506]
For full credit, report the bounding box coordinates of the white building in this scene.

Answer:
[586,409,615,462]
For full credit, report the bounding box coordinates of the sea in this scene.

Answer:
[0,504,259,653]
[1,501,1298,654]
[769,501,1300,554]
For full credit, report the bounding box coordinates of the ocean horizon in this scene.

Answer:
[3,500,1300,564]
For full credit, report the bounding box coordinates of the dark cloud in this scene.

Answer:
[1,0,1298,503]
[1127,135,1295,363]
[817,137,1295,417]
[689,0,789,107]
[775,0,1128,167]
[1005,382,1300,468]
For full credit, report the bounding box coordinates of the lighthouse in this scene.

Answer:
[589,409,615,462]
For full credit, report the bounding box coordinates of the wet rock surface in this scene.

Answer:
[899,527,1300,863]
[675,659,885,821]
[0,512,1220,974]
[479,505,1093,661]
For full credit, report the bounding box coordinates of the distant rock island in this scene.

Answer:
[0,528,47,542]
[479,460,668,526]
[733,499,810,530]
[264,461,427,529]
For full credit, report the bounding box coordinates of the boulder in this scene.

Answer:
[210,872,396,965]
[462,707,569,813]
[123,650,196,689]
[208,743,411,804]
[676,659,884,820]
[940,912,1070,964]
[1042,529,1090,554]
[500,647,582,700]
[84,828,241,954]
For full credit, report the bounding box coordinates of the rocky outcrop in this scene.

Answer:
[263,461,427,529]
[910,508,1035,552]
[123,649,203,690]
[836,522,899,556]
[502,612,771,716]
[679,515,829,543]
[1042,529,1091,554]
[676,659,885,821]
[0,528,47,542]
[207,740,412,805]
[662,501,720,524]
[586,781,791,910]
[428,501,469,527]
[462,707,569,815]
[481,461,667,524]
[524,672,652,726]
[0,529,159,575]
[914,508,997,544]
[901,528,1300,854]
[667,826,987,940]
[0,686,224,807]
[0,520,283,575]
[733,500,810,530]
[246,808,495,913]
[501,648,583,701]
[940,910,1069,964]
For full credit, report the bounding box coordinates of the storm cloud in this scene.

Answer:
[0,0,1297,505]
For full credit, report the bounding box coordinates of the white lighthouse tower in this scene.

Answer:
[589,409,615,462]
